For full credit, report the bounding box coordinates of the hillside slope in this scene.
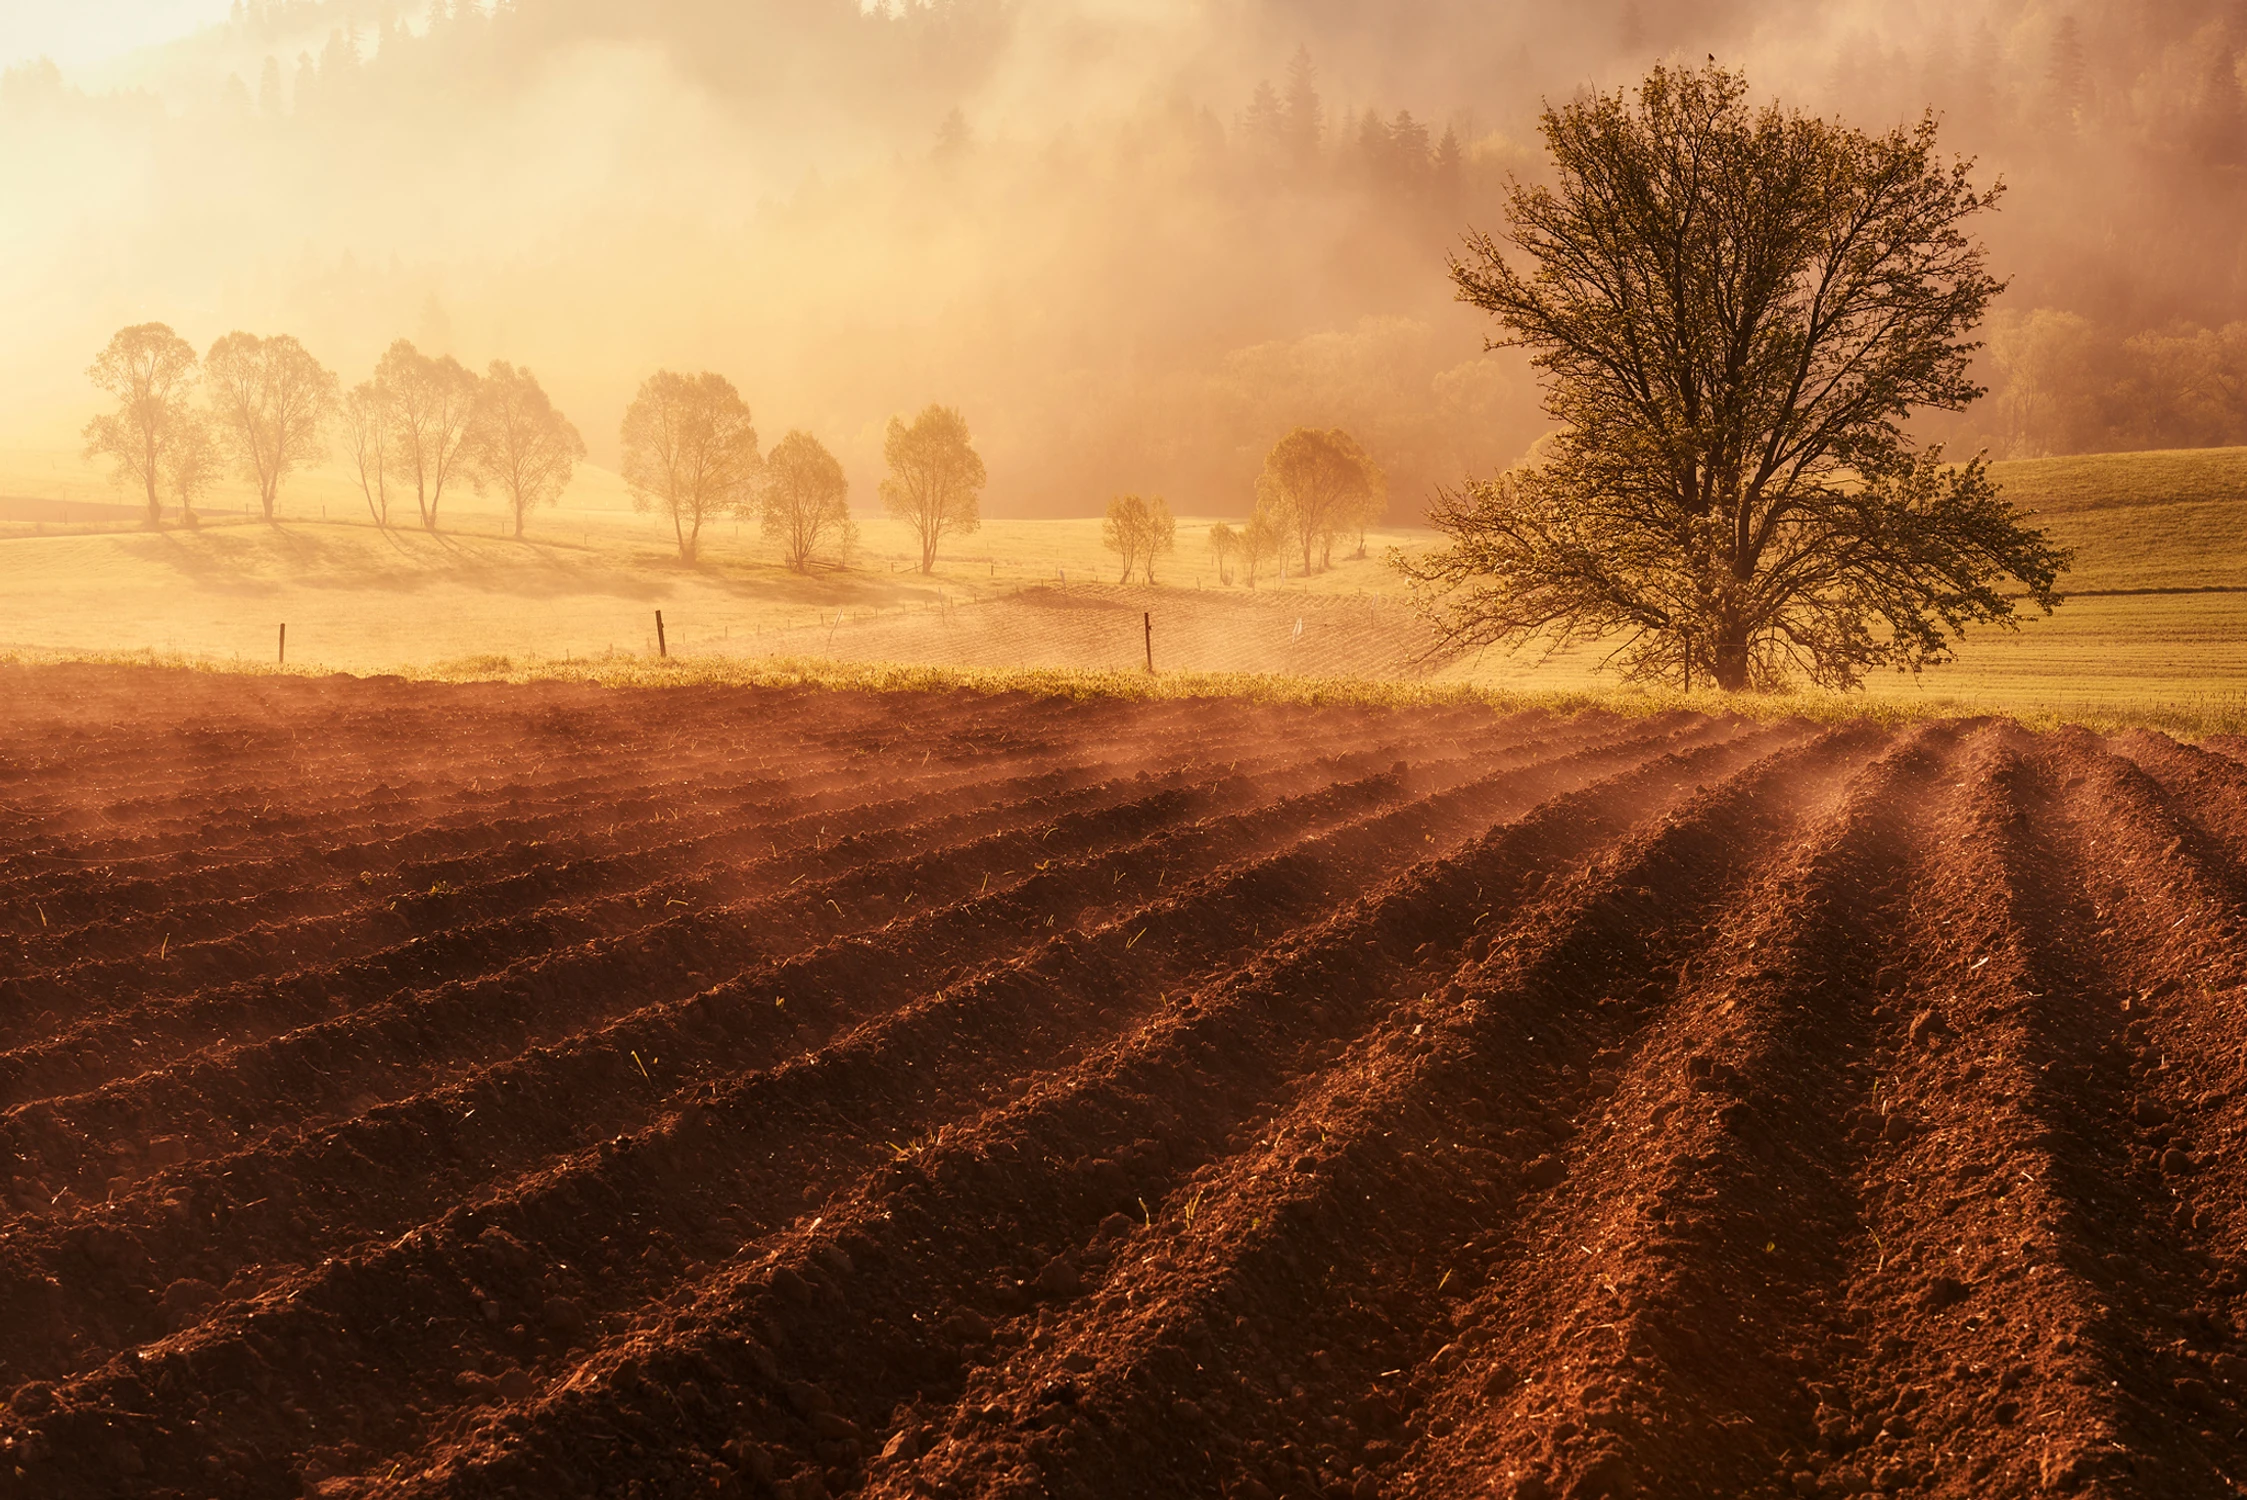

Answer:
[1988,446,2247,593]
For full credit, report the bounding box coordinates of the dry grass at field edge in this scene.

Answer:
[7,643,2244,743]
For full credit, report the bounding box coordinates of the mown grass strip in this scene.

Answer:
[5,644,2246,741]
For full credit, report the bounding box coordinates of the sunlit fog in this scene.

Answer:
[6,1,2245,514]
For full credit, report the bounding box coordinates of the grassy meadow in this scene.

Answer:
[4,438,2247,735]
[0,439,1418,669]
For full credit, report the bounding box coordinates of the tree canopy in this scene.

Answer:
[472,360,585,538]
[1101,494,1176,584]
[881,404,985,575]
[203,332,338,522]
[82,323,201,527]
[1255,427,1380,574]
[1401,63,2070,691]
[761,429,854,572]
[620,370,761,564]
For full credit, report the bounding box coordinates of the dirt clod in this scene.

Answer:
[1920,1276,1969,1312]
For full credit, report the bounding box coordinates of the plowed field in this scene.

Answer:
[2,667,2245,1500]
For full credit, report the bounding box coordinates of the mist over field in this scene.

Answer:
[5,0,2246,515]
[20,14,2247,1496]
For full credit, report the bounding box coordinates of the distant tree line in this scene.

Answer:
[1969,311,2247,457]
[82,323,585,537]
[1235,47,1472,215]
[615,377,983,570]
[81,324,989,574]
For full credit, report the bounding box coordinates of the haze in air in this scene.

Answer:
[7,0,2244,518]
[14,8,2247,1500]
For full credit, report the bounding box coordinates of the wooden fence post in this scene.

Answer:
[656,610,667,658]
[1144,611,1153,674]
[278,623,286,665]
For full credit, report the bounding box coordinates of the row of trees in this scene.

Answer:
[617,376,986,571]
[347,341,584,535]
[83,324,990,572]
[82,324,585,537]
[1093,428,1383,590]
[87,324,1372,589]
[1972,310,2247,456]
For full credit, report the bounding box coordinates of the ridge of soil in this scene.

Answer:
[0,664,2240,1500]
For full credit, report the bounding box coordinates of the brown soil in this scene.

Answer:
[0,665,2241,1500]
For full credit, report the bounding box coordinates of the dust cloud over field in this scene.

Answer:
[7,665,2247,1498]
[6,0,2247,519]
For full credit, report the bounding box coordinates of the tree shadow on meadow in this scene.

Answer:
[122,522,685,602]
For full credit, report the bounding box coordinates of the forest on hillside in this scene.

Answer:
[2,0,2243,518]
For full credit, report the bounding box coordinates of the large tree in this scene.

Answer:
[880,404,985,574]
[620,370,760,563]
[471,360,585,538]
[374,339,481,531]
[1257,427,1378,574]
[1403,63,2069,691]
[82,323,200,527]
[760,429,854,572]
[203,332,338,522]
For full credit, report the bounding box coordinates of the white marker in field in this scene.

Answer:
[1293,617,1304,643]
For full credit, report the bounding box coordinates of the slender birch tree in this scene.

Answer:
[343,380,396,527]
[375,339,480,530]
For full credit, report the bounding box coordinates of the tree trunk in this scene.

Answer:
[1713,631,1751,691]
